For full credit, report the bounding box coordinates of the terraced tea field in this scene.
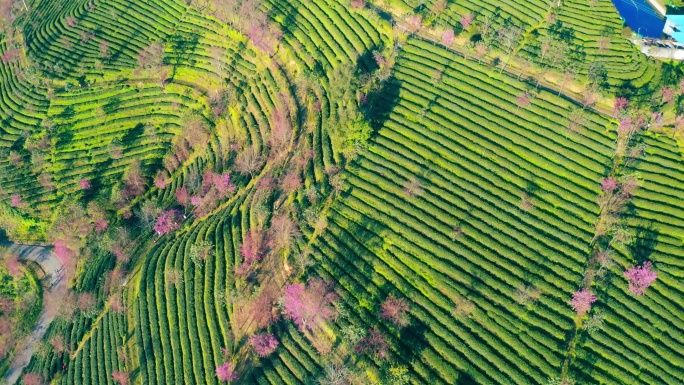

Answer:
[1,0,684,384]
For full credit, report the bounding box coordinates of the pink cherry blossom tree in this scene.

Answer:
[111,370,129,385]
[240,229,264,265]
[282,278,337,332]
[0,48,20,64]
[380,296,410,327]
[442,29,455,46]
[281,171,302,194]
[154,210,182,235]
[406,15,422,34]
[201,170,217,194]
[49,335,66,353]
[268,213,301,253]
[624,261,657,295]
[249,333,279,357]
[351,0,366,9]
[5,252,21,277]
[65,16,77,27]
[460,13,474,30]
[190,195,202,207]
[77,292,95,312]
[600,177,618,192]
[54,239,74,266]
[620,176,639,197]
[154,173,168,189]
[94,218,109,234]
[215,362,238,382]
[612,97,628,118]
[175,186,189,207]
[661,87,675,104]
[80,179,91,190]
[569,289,596,316]
[99,40,110,60]
[213,173,236,196]
[10,194,24,208]
[516,93,531,109]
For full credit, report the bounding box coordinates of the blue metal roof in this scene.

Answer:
[611,0,666,38]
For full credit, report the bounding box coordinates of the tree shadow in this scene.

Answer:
[361,78,402,134]
[104,97,122,114]
[55,126,75,147]
[566,347,599,385]
[109,28,143,66]
[456,372,478,385]
[356,48,381,74]
[525,178,540,197]
[629,224,660,264]
[169,31,201,78]
[56,105,75,120]
[85,157,114,197]
[122,122,145,145]
[412,3,429,19]
[558,325,575,353]
[660,60,684,86]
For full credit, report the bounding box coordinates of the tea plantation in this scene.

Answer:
[1,0,683,384]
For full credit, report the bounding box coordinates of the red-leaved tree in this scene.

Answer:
[22,372,43,385]
[282,278,337,332]
[249,333,279,357]
[355,328,388,359]
[175,186,189,207]
[380,296,410,327]
[624,261,657,296]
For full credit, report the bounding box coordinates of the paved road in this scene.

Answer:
[1,243,66,385]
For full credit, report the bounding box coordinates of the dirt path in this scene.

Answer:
[2,243,66,385]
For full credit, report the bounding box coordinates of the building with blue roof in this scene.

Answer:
[611,0,666,38]
[665,15,684,41]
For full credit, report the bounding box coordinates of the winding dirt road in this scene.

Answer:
[2,243,66,385]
